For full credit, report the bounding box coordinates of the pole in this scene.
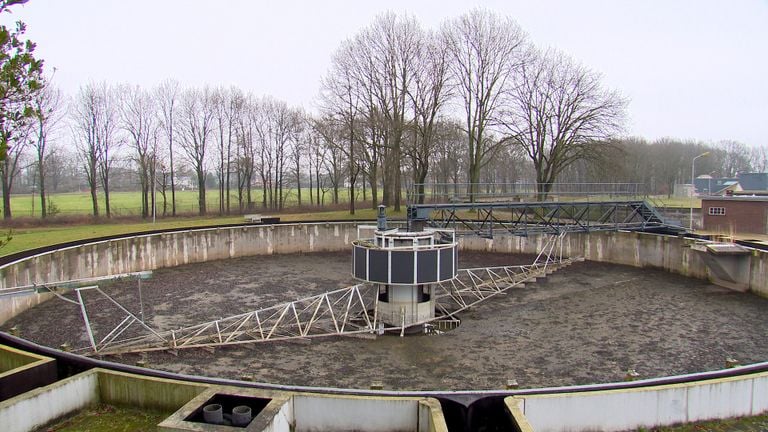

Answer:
[138,276,144,323]
[689,152,710,231]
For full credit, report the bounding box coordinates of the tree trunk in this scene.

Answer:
[170,129,176,216]
[369,168,378,209]
[103,175,111,218]
[197,170,207,215]
[39,179,46,218]
[415,173,427,204]
[308,163,314,206]
[38,157,47,219]
[88,161,99,217]
[1,169,11,220]
[468,159,481,203]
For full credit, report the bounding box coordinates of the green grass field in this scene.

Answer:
[6,188,359,218]
[6,189,700,218]
[0,187,698,258]
[635,413,768,431]
[37,404,168,432]
[0,206,404,257]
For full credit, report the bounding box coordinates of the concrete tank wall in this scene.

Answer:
[0,223,357,324]
[460,231,713,283]
[1,223,767,325]
[512,371,768,432]
[292,394,435,432]
[0,368,98,432]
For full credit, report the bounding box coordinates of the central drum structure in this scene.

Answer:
[352,207,458,331]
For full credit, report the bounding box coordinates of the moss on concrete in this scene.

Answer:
[636,413,768,431]
[34,404,168,432]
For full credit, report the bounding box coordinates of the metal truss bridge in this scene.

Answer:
[71,235,578,356]
[406,182,681,237]
[407,200,676,237]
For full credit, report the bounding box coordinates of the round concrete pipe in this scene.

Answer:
[203,403,224,424]
[232,405,253,426]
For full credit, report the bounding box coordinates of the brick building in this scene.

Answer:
[702,197,768,234]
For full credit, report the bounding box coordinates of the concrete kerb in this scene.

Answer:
[159,385,292,432]
[0,344,57,401]
[289,393,448,432]
[0,343,53,375]
[0,368,99,432]
[1,222,768,431]
[1,223,767,324]
[503,397,535,432]
[0,367,210,432]
[0,364,451,432]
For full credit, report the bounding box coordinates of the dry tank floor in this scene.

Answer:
[5,251,768,391]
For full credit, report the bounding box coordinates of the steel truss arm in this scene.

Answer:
[73,235,579,356]
[411,200,673,237]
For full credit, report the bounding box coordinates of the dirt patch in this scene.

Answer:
[5,251,768,391]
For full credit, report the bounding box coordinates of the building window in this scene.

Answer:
[708,207,726,216]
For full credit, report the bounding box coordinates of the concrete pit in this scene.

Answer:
[4,251,768,391]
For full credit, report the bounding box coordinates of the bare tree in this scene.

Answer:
[213,86,239,215]
[430,121,466,197]
[71,83,102,216]
[750,145,767,173]
[405,30,451,204]
[320,12,422,211]
[156,79,180,215]
[0,115,31,218]
[178,86,215,215]
[30,81,64,218]
[235,94,257,211]
[363,13,421,210]
[155,159,170,216]
[319,44,363,214]
[252,97,302,210]
[441,9,528,201]
[119,84,159,218]
[289,112,309,207]
[716,140,752,177]
[501,49,627,199]
[93,82,120,217]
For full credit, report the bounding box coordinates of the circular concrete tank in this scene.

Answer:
[3,223,768,391]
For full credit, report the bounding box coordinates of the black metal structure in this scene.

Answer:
[407,200,680,237]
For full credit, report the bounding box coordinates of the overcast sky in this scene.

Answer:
[5,0,768,147]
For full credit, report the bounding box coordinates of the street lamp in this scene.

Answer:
[689,151,710,230]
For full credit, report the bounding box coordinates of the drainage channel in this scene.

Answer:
[439,396,518,432]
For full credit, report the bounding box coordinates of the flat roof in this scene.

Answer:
[702,196,768,202]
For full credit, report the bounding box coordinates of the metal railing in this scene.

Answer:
[407,182,647,205]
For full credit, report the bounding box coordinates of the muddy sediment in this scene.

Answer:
[5,251,768,391]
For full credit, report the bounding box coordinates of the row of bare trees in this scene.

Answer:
[66,83,322,218]
[317,9,628,206]
[2,9,765,220]
[3,77,765,219]
[568,137,768,197]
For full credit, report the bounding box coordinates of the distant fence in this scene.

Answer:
[408,183,647,204]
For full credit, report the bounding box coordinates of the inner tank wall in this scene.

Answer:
[1,223,767,325]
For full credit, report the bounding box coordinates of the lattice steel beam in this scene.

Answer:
[408,200,676,237]
[73,235,577,356]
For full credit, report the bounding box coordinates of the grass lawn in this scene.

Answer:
[0,207,403,257]
[636,413,768,431]
[650,196,702,209]
[7,188,359,218]
[0,190,693,258]
[35,404,168,432]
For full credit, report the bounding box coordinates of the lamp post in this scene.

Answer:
[690,151,710,230]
